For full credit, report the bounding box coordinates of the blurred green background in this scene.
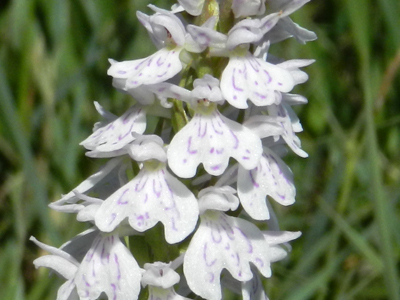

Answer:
[0,0,399,299]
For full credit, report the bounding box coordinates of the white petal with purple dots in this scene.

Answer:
[95,164,199,244]
[80,105,146,154]
[237,147,296,220]
[183,211,271,300]
[220,53,295,109]
[267,103,308,157]
[107,48,183,89]
[74,233,141,300]
[167,107,262,178]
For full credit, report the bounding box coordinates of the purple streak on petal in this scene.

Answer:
[232,69,244,92]
[211,223,222,243]
[210,147,215,153]
[187,136,198,154]
[250,169,260,188]
[235,226,253,253]
[263,70,272,83]
[203,243,217,267]
[117,189,129,205]
[225,243,230,250]
[254,92,266,99]
[229,130,239,149]
[207,272,215,283]
[145,57,153,68]
[153,178,162,198]
[114,254,121,280]
[135,174,148,192]
[111,283,117,300]
[108,213,117,226]
[82,274,91,287]
[216,148,224,154]
[255,258,264,267]
[211,164,221,171]
[157,56,165,67]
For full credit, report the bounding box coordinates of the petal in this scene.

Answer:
[177,0,204,16]
[237,148,296,220]
[75,234,141,300]
[57,279,78,300]
[184,212,271,300]
[167,109,262,178]
[221,54,294,109]
[95,166,199,244]
[198,186,239,213]
[142,262,180,288]
[80,106,146,153]
[33,255,78,280]
[268,104,308,157]
[232,0,266,18]
[108,48,183,88]
[49,158,124,213]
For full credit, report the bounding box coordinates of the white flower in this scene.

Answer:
[231,0,266,18]
[31,230,142,300]
[264,0,317,44]
[183,188,272,300]
[142,262,192,300]
[167,103,262,178]
[108,6,188,89]
[267,102,308,157]
[238,147,296,220]
[220,53,295,109]
[80,105,146,158]
[95,161,199,244]
[49,157,128,222]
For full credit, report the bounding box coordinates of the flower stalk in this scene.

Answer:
[31,1,316,299]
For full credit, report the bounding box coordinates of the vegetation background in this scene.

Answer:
[0,0,399,299]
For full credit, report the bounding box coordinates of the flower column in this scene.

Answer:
[31,1,316,300]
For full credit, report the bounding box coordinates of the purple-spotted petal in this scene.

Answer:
[167,108,262,178]
[221,54,294,109]
[74,233,141,300]
[237,147,295,220]
[108,48,183,89]
[95,165,199,244]
[268,103,308,157]
[80,105,146,153]
[183,211,271,300]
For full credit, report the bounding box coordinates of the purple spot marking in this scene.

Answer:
[278,82,283,86]
[210,147,215,154]
[211,224,222,243]
[117,70,126,75]
[117,189,129,205]
[187,136,198,154]
[254,92,266,100]
[111,283,117,300]
[263,70,272,83]
[203,243,217,267]
[153,179,162,198]
[108,213,117,226]
[255,258,264,267]
[235,226,253,253]
[232,69,244,92]
[211,164,221,171]
[250,170,259,188]
[114,254,121,280]
[229,130,239,149]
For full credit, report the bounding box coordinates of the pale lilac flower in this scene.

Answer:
[80,104,146,158]
[95,139,199,243]
[31,230,142,300]
[142,262,191,300]
[108,6,187,90]
[167,103,263,178]
[49,157,128,222]
[264,0,317,44]
[237,147,296,220]
[183,187,272,300]
[231,0,266,18]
